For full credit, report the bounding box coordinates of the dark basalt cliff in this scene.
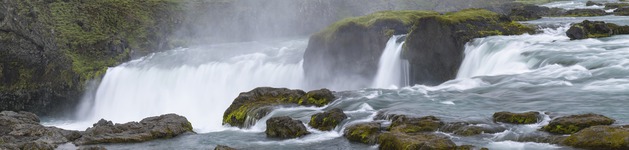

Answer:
[304,9,533,86]
[0,0,184,115]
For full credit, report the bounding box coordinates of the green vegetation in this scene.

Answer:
[439,9,499,24]
[493,111,540,124]
[563,126,629,149]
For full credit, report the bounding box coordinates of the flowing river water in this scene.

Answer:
[44,1,629,149]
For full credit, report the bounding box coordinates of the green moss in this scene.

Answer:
[543,124,582,134]
[439,9,499,24]
[563,126,629,149]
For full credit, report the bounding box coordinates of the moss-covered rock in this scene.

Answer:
[563,125,629,149]
[0,0,185,115]
[542,113,615,134]
[614,7,629,16]
[214,145,237,150]
[223,87,335,128]
[343,122,382,145]
[377,132,457,150]
[265,116,310,139]
[564,9,607,17]
[389,115,444,133]
[440,122,506,136]
[487,2,565,21]
[309,108,347,131]
[605,3,629,9]
[586,1,603,6]
[493,111,540,124]
[566,20,629,40]
[74,114,194,145]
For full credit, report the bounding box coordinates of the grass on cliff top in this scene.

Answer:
[317,10,439,40]
[439,8,500,24]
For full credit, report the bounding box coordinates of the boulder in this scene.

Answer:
[605,3,629,9]
[343,122,382,144]
[78,146,108,150]
[542,113,615,134]
[308,108,347,131]
[265,116,310,139]
[562,125,629,149]
[440,122,506,136]
[614,7,629,16]
[485,2,565,21]
[493,111,540,124]
[377,132,457,150]
[564,9,607,17]
[389,115,444,133]
[0,111,80,148]
[214,145,237,150]
[586,1,603,6]
[223,87,336,128]
[74,114,194,145]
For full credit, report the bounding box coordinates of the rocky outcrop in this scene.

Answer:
[265,116,310,139]
[74,114,193,145]
[440,122,506,136]
[214,145,237,150]
[486,2,565,21]
[564,9,607,17]
[542,113,615,134]
[605,3,629,9]
[0,111,81,149]
[586,1,603,6]
[389,115,444,133]
[562,125,629,149]
[304,9,533,87]
[614,7,629,16]
[223,87,336,128]
[0,0,185,115]
[308,108,347,131]
[493,111,540,124]
[566,20,629,40]
[344,122,382,144]
[377,132,457,150]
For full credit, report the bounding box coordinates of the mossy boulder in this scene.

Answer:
[605,3,629,9]
[440,122,506,136]
[389,115,444,133]
[308,108,347,131]
[542,113,615,134]
[614,7,629,16]
[493,111,540,124]
[74,114,194,145]
[586,1,603,6]
[222,87,336,128]
[265,116,310,139]
[377,132,457,150]
[487,2,565,21]
[343,122,382,145]
[566,20,629,40]
[214,145,237,150]
[563,125,629,149]
[564,9,607,17]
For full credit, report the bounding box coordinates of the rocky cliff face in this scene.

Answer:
[0,0,184,115]
[303,9,533,86]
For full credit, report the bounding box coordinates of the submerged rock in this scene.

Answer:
[214,145,237,150]
[389,115,443,133]
[493,111,540,124]
[223,87,336,128]
[344,122,382,144]
[542,113,615,134]
[563,125,629,149]
[564,9,607,17]
[308,108,347,131]
[74,114,193,145]
[377,132,457,150]
[265,116,310,139]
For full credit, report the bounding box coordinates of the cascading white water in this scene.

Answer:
[372,35,409,88]
[67,40,308,132]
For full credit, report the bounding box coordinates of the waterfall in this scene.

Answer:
[372,35,409,88]
[71,40,308,132]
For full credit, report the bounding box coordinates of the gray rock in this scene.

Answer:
[308,108,347,131]
[265,116,310,139]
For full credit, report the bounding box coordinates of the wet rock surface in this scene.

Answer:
[563,125,629,149]
[265,116,310,139]
[493,111,541,124]
[0,111,80,149]
[308,108,347,131]
[343,122,382,144]
[543,113,615,134]
[566,20,629,40]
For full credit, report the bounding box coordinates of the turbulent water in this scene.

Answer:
[43,1,629,150]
